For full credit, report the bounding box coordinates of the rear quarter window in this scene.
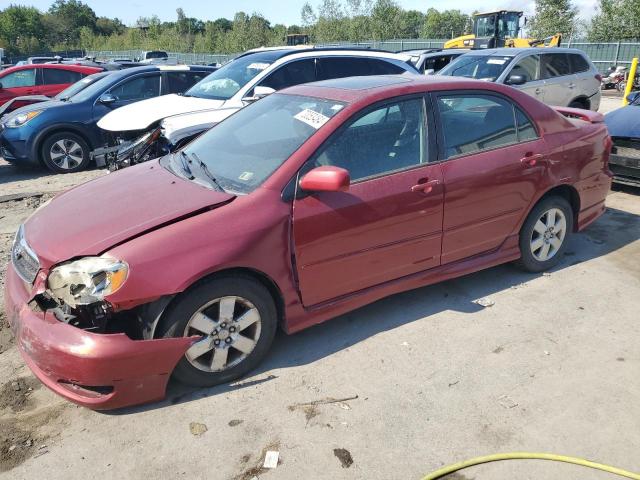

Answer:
[569,54,591,73]
[542,53,572,78]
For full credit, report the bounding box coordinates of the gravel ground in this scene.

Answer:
[0,98,639,479]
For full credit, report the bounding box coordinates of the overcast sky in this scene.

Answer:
[9,0,600,26]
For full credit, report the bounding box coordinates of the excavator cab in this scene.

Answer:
[473,11,522,48]
[444,10,561,49]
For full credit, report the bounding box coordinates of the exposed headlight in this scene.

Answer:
[47,256,129,307]
[5,110,42,128]
[116,128,161,160]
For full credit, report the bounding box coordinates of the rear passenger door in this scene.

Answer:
[40,68,83,97]
[434,92,546,264]
[541,53,576,106]
[569,53,598,103]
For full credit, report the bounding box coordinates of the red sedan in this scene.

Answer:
[5,75,612,409]
[0,63,102,109]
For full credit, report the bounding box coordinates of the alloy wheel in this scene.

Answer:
[183,296,262,372]
[530,207,567,261]
[49,139,84,170]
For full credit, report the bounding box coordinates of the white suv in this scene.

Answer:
[96,47,418,169]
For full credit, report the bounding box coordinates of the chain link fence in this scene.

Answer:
[86,49,236,65]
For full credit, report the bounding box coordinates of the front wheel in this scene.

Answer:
[156,275,278,387]
[40,131,91,173]
[517,196,573,273]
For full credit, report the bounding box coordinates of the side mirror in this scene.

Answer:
[242,86,275,103]
[626,91,640,104]
[506,74,526,86]
[98,93,117,105]
[300,166,350,193]
[424,68,435,75]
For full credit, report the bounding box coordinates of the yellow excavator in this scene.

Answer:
[444,10,562,49]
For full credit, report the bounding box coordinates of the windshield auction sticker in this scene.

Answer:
[294,109,330,129]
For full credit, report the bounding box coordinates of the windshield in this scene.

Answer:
[185,55,274,100]
[438,55,514,81]
[499,12,520,38]
[54,73,105,100]
[174,94,346,194]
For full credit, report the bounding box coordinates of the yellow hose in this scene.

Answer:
[422,452,640,480]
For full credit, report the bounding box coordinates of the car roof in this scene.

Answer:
[284,74,515,104]
[104,64,215,79]
[236,47,410,62]
[462,47,589,56]
[0,63,102,74]
[403,48,469,56]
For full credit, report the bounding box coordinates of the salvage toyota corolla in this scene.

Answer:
[5,75,612,409]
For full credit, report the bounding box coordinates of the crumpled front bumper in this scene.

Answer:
[4,262,195,410]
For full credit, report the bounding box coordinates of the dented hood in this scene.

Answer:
[25,160,233,267]
[97,93,225,132]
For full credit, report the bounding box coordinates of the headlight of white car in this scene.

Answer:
[47,256,129,307]
[5,110,42,128]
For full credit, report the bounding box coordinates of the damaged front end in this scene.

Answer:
[93,127,166,172]
[6,229,196,409]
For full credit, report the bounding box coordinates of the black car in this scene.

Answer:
[0,65,215,173]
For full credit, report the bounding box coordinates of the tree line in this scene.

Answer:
[1,0,639,59]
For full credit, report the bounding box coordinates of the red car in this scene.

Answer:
[0,63,102,110]
[5,75,612,409]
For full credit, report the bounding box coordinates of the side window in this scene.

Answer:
[314,97,426,181]
[508,55,539,82]
[166,71,208,94]
[515,107,538,142]
[109,75,161,101]
[42,69,82,85]
[318,57,367,80]
[569,54,590,73]
[542,53,571,78]
[0,69,36,88]
[365,59,406,75]
[436,94,518,158]
[260,59,316,91]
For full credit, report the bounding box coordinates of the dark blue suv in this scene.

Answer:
[0,65,214,173]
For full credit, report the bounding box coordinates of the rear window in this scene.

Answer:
[317,57,405,80]
[569,54,590,73]
[542,53,571,78]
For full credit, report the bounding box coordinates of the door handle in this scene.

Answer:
[534,88,543,95]
[411,179,440,194]
[568,83,576,89]
[520,153,545,167]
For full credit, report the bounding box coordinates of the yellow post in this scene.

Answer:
[623,57,639,106]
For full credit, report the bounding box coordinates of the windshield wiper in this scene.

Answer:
[177,151,195,179]
[189,151,224,192]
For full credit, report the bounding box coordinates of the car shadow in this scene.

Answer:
[107,206,640,415]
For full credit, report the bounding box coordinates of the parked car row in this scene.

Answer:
[0,46,607,175]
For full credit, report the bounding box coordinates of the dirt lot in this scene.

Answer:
[0,96,639,479]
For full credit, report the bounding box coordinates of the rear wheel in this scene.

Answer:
[517,196,573,272]
[40,131,91,173]
[156,275,278,387]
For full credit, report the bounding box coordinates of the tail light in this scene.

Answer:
[595,73,603,82]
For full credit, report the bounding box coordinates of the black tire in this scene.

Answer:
[517,196,574,273]
[40,131,91,173]
[568,100,588,110]
[156,274,278,387]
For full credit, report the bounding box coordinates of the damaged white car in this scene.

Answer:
[94,46,419,170]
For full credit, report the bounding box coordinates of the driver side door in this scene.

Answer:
[292,96,444,307]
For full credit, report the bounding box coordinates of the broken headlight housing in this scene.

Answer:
[47,256,129,308]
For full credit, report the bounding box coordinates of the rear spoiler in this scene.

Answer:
[553,106,604,123]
